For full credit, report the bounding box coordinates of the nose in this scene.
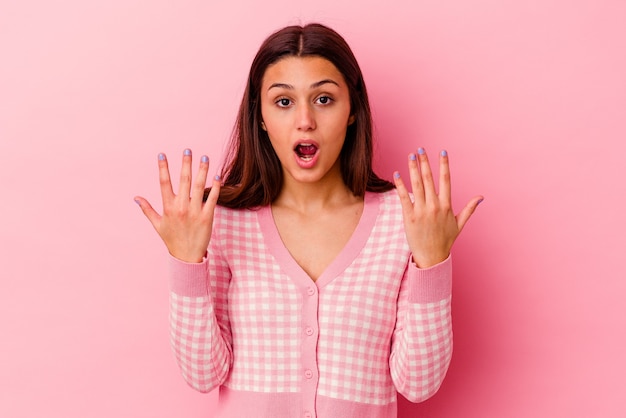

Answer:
[296,103,316,131]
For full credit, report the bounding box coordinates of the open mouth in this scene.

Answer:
[294,143,318,161]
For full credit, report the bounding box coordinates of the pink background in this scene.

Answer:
[1,0,625,417]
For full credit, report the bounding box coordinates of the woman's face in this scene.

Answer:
[260,56,354,186]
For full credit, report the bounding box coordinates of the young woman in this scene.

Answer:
[135,23,482,418]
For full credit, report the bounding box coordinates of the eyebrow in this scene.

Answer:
[268,79,340,91]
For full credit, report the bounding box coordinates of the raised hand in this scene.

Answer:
[134,149,221,263]
[393,148,483,268]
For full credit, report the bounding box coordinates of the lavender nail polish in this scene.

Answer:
[214,175,221,181]
[184,149,192,156]
[393,172,401,179]
[417,147,425,155]
[158,153,165,161]
[409,153,416,161]
[441,150,448,157]
[201,155,209,163]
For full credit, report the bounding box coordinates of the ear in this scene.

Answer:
[348,115,356,126]
[261,121,267,131]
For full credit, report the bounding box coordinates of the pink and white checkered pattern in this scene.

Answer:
[169,293,232,392]
[168,190,453,413]
[390,297,452,401]
[316,193,452,404]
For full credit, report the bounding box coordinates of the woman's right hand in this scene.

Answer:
[134,149,221,263]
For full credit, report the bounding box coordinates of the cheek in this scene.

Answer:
[265,127,287,151]
[266,133,289,160]
[326,118,350,141]
[262,111,289,137]
[325,107,352,132]
[260,104,277,132]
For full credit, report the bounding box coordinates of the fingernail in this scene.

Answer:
[184,149,191,156]
[134,198,141,206]
[158,153,165,161]
[201,155,209,163]
[393,171,400,179]
[441,150,448,157]
[477,198,484,206]
[214,174,221,181]
[417,147,425,155]
[409,153,416,161]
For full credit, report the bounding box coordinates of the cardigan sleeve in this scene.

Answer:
[168,234,233,393]
[389,255,453,402]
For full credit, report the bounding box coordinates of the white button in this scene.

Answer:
[304,369,313,379]
[305,327,314,336]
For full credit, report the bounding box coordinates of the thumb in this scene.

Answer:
[456,195,484,232]
[134,196,162,230]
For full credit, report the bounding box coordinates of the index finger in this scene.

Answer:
[157,153,175,204]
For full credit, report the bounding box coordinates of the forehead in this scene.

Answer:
[262,56,346,88]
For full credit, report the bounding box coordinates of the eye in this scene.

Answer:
[275,97,292,107]
[316,95,333,105]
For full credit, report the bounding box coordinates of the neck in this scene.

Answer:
[273,168,359,214]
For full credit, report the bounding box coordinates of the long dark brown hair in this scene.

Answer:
[212,23,393,209]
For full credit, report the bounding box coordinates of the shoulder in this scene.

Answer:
[364,189,405,237]
[369,189,403,219]
[363,189,410,255]
[212,204,264,236]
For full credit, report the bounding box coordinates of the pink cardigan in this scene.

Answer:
[168,190,453,418]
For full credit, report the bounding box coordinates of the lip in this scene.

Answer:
[293,139,320,169]
[292,139,320,149]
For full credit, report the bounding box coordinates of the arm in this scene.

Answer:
[168,239,233,393]
[389,257,452,402]
[391,147,481,400]
[134,149,229,392]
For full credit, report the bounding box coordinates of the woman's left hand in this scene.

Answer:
[394,148,483,268]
